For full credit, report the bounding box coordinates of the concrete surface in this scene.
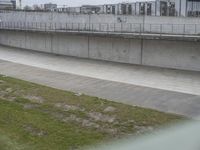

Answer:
[1,59,200,118]
[0,46,200,118]
[0,45,200,96]
[1,11,200,34]
[0,30,200,71]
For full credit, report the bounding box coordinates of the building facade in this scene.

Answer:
[33,0,200,17]
[44,3,57,11]
[0,0,15,10]
[101,0,200,17]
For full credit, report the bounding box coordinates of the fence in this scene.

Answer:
[0,22,200,36]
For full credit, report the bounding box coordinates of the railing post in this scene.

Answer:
[40,22,42,31]
[195,24,197,34]
[160,24,162,36]
[99,23,101,32]
[150,24,152,33]
[24,22,26,30]
[92,23,94,32]
[78,23,80,32]
[45,22,47,32]
[183,24,186,35]
[130,23,133,33]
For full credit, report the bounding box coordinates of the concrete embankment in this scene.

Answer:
[0,30,200,71]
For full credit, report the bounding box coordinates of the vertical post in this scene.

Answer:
[32,22,33,30]
[140,23,142,34]
[130,23,133,33]
[160,24,162,36]
[121,23,123,33]
[150,24,152,33]
[92,23,94,32]
[107,23,109,33]
[99,23,101,32]
[183,24,186,35]
[36,22,38,30]
[24,22,26,31]
[195,24,197,34]
[78,23,80,32]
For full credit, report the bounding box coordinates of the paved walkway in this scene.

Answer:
[0,45,200,118]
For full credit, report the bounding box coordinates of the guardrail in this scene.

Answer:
[0,22,200,36]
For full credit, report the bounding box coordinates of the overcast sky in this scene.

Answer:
[22,0,148,7]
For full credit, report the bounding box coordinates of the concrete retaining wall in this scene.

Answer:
[89,37,142,64]
[1,11,200,24]
[1,11,200,35]
[0,30,200,71]
[143,40,200,71]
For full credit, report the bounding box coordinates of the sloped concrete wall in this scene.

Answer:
[89,37,142,64]
[0,30,200,71]
[0,30,26,48]
[143,40,200,71]
[25,32,52,53]
[51,34,89,58]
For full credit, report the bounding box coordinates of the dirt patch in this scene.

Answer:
[0,91,6,97]
[5,88,13,93]
[88,112,116,123]
[23,104,40,109]
[0,91,16,102]
[55,103,85,112]
[62,114,100,129]
[23,124,47,137]
[135,125,154,134]
[23,95,45,104]
[103,106,116,112]
[0,80,5,84]
[74,93,82,97]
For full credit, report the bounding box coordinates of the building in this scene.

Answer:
[10,0,16,9]
[102,0,200,17]
[56,7,81,13]
[0,0,15,9]
[29,0,200,17]
[44,3,57,11]
[187,0,200,17]
[80,5,101,14]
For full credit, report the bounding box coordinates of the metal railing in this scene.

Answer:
[0,22,200,36]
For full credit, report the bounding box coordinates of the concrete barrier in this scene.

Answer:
[0,30,200,72]
[1,11,200,35]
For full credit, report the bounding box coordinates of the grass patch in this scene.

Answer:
[0,75,185,150]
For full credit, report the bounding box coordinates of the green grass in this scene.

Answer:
[0,75,185,150]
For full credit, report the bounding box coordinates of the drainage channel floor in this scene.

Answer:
[0,60,200,118]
